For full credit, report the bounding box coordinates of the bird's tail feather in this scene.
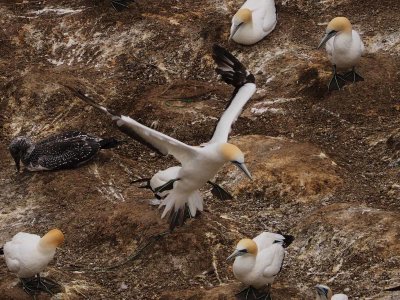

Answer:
[99,137,123,149]
[0,247,3,255]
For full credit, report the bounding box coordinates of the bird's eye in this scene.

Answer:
[239,249,248,253]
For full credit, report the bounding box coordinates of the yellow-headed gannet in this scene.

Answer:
[315,284,348,300]
[318,17,365,91]
[2,229,64,296]
[227,232,294,299]
[230,0,277,45]
[66,44,256,230]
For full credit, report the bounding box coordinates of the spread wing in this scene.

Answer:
[208,45,256,144]
[66,86,197,165]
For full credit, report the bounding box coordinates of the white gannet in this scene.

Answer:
[315,284,348,300]
[2,229,64,296]
[66,44,256,230]
[230,0,277,45]
[318,16,365,91]
[9,131,121,172]
[227,232,294,299]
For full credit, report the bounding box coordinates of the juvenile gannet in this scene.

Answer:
[318,17,365,91]
[227,232,294,299]
[9,131,121,172]
[230,0,277,45]
[66,44,256,230]
[315,284,348,300]
[3,229,64,295]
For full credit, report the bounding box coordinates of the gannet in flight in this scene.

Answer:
[318,17,365,91]
[2,229,64,296]
[9,131,121,172]
[227,232,294,299]
[66,44,256,230]
[315,284,348,300]
[230,0,277,45]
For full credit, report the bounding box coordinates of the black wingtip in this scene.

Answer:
[208,181,233,200]
[111,0,134,11]
[99,137,123,149]
[0,247,3,255]
[211,44,255,88]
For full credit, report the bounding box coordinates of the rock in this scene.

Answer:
[217,135,342,203]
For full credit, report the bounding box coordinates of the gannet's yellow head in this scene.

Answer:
[318,17,353,49]
[39,229,65,249]
[315,284,333,300]
[220,143,252,179]
[230,8,252,40]
[227,238,257,260]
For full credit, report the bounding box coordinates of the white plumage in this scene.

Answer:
[325,28,364,70]
[315,284,348,300]
[68,45,256,229]
[230,0,277,45]
[3,229,64,278]
[228,232,287,290]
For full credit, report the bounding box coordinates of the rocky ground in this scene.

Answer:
[0,0,399,299]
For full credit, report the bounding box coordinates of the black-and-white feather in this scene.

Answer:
[208,44,256,144]
[9,131,121,172]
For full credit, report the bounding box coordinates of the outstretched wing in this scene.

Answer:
[208,45,256,144]
[66,86,197,165]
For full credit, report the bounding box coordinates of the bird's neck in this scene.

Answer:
[334,31,353,49]
[37,240,57,254]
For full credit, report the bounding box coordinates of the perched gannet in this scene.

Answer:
[3,229,64,295]
[227,232,294,299]
[230,0,277,45]
[318,17,365,91]
[67,44,256,230]
[315,284,348,300]
[9,131,121,172]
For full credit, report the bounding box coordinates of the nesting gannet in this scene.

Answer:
[3,229,64,295]
[66,44,256,230]
[318,17,365,91]
[315,284,348,300]
[9,131,121,172]
[230,0,277,45]
[227,232,294,299]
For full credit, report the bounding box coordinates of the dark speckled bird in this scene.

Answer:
[9,131,121,172]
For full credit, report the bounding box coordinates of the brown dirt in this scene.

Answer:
[0,0,399,299]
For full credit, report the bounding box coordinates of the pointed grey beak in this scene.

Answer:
[315,286,328,297]
[229,23,242,41]
[318,30,337,49]
[233,162,252,180]
[226,249,242,261]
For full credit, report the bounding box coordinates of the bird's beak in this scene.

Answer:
[229,23,242,41]
[318,31,337,49]
[226,249,242,261]
[233,162,252,180]
[314,286,327,297]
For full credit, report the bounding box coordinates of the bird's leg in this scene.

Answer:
[35,274,62,295]
[343,67,364,83]
[328,65,346,91]
[208,181,233,200]
[20,277,38,296]
[256,285,272,300]
[236,286,258,300]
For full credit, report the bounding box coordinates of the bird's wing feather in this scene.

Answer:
[66,86,196,164]
[260,245,285,278]
[209,45,256,144]
[36,131,89,145]
[35,138,100,169]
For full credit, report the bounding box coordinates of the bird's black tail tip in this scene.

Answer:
[0,247,3,255]
[282,234,295,248]
[168,205,191,232]
[99,137,124,149]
